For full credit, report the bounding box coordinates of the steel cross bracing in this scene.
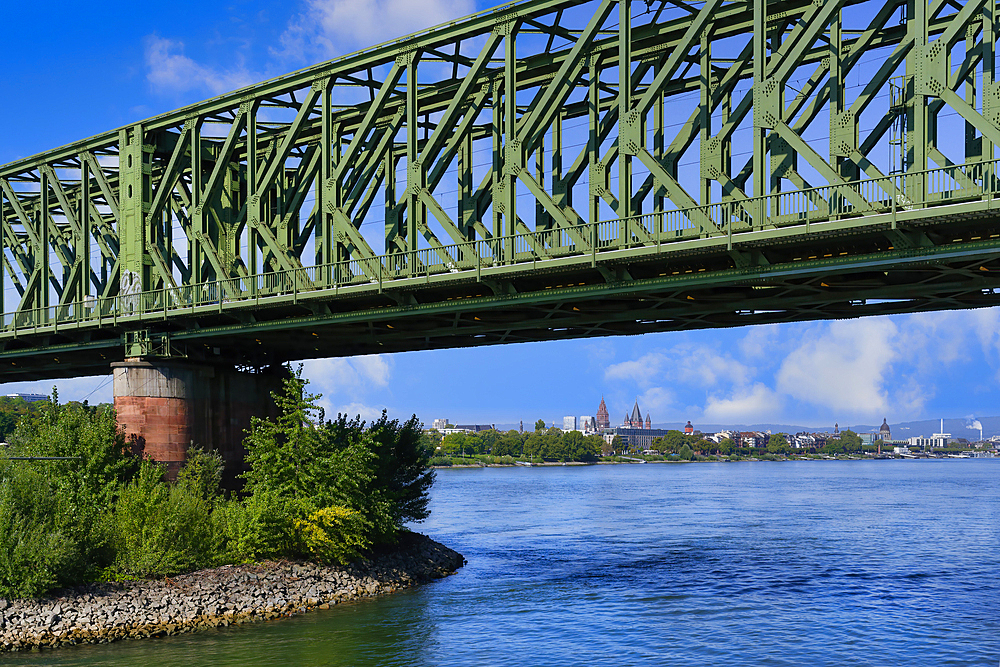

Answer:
[4,0,1000,380]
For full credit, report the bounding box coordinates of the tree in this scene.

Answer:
[534,419,546,432]
[717,438,735,456]
[678,444,693,460]
[243,366,434,550]
[767,434,791,455]
[840,430,862,454]
[660,430,688,454]
[493,430,524,458]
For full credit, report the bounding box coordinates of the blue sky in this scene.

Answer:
[2,0,1000,431]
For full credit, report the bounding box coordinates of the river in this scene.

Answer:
[6,460,999,666]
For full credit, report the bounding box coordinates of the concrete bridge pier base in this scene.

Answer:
[112,359,288,486]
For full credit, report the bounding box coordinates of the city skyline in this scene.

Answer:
[5,1,1000,427]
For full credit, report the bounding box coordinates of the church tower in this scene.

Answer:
[596,396,610,430]
[644,414,651,429]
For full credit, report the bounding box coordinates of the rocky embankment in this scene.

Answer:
[0,533,464,652]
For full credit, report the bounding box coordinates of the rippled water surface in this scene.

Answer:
[8,460,1000,666]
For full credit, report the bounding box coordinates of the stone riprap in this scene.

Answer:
[0,533,463,652]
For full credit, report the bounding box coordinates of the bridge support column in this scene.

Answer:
[112,359,288,486]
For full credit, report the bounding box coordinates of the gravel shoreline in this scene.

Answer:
[0,532,464,652]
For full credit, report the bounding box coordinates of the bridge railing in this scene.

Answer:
[2,158,999,336]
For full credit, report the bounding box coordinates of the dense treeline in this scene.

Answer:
[647,429,868,458]
[431,426,602,462]
[0,396,43,442]
[0,369,433,598]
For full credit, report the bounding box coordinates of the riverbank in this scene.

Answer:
[432,453,996,468]
[0,532,463,652]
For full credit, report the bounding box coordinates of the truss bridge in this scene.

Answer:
[3,0,1000,470]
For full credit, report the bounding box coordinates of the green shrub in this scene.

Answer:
[107,461,214,578]
[0,462,77,597]
[212,491,299,564]
[295,506,370,565]
[429,456,452,466]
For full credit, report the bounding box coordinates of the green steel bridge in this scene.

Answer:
[4,0,1000,382]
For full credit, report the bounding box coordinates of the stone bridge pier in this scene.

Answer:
[112,360,288,486]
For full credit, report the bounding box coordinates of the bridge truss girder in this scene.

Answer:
[3,0,1000,379]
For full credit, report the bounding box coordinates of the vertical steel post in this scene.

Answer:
[79,157,91,303]
[588,56,601,227]
[699,32,711,207]
[406,55,422,255]
[984,2,996,193]
[319,80,332,283]
[908,0,928,206]
[247,108,258,277]
[40,170,49,313]
[492,80,503,242]
[830,7,844,217]
[618,0,632,242]
[191,120,203,282]
[504,29,518,261]
[753,0,767,204]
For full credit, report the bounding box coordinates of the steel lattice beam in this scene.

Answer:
[4,0,1000,380]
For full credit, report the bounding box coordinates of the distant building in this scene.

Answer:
[596,397,610,430]
[684,421,694,435]
[432,418,449,430]
[612,427,674,451]
[879,418,891,441]
[624,401,649,429]
[5,393,47,403]
[438,424,495,435]
[563,416,577,431]
[908,435,949,449]
[579,416,595,433]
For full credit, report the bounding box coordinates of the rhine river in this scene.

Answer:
[6,460,999,666]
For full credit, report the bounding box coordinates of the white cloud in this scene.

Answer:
[636,386,674,420]
[333,401,386,422]
[604,344,750,389]
[738,324,781,361]
[303,355,391,394]
[775,318,899,417]
[274,0,475,62]
[703,383,782,423]
[145,36,256,97]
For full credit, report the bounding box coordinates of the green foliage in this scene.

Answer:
[767,434,791,455]
[679,444,694,461]
[534,419,546,432]
[822,441,844,455]
[0,461,77,597]
[212,490,298,564]
[0,366,437,597]
[840,430,863,453]
[107,460,215,579]
[0,396,43,441]
[175,446,223,501]
[241,366,434,556]
[295,506,370,565]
